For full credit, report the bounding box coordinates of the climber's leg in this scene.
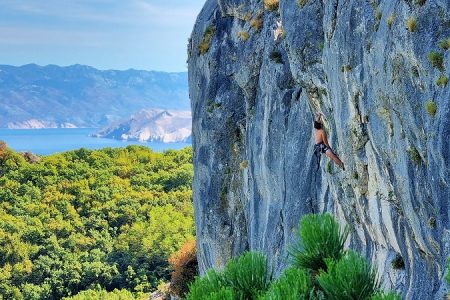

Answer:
[325,149,345,170]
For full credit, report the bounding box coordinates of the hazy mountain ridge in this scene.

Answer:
[6,119,77,129]
[0,64,189,128]
[94,109,192,143]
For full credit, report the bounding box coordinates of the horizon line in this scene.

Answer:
[0,63,188,73]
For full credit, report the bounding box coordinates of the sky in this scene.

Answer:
[0,0,205,72]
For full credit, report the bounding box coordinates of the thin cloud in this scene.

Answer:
[2,0,201,27]
[0,25,112,47]
[134,0,200,19]
[0,0,205,71]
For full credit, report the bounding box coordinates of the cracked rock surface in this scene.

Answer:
[188,0,449,299]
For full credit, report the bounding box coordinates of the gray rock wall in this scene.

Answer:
[188,0,450,298]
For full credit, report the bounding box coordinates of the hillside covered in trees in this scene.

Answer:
[0,143,194,299]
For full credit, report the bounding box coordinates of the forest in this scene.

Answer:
[0,143,194,299]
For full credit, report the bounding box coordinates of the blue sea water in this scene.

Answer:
[0,128,191,155]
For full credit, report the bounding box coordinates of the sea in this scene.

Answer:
[0,128,191,155]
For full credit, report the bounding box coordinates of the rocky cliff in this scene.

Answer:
[188,0,449,299]
[94,109,192,143]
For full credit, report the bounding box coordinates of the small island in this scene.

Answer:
[93,109,192,143]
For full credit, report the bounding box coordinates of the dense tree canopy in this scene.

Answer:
[0,145,194,300]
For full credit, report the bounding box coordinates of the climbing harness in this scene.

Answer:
[313,142,333,171]
[313,142,324,171]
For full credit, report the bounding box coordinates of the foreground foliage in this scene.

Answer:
[187,214,401,300]
[186,252,271,300]
[223,252,272,299]
[318,251,379,299]
[0,144,194,299]
[289,213,349,271]
[186,269,226,300]
[370,292,402,300]
[259,267,311,300]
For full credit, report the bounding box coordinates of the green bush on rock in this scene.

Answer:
[428,51,445,71]
[186,213,400,300]
[289,213,349,272]
[208,287,235,300]
[318,251,379,300]
[439,38,450,51]
[186,269,228,300]
[187,252,271,300]
[425,100,438,117]
[223,252,272,299]
[371,291,403,300]
[436,75,449,87]
[199,26,216,55]
[259,267,312,300]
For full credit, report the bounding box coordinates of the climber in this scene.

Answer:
[313,112,345,171]
[273,19,283,41]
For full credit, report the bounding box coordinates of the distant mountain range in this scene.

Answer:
[93,109,192,143]
[0,64,189,129]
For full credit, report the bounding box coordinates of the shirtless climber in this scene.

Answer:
[313,112,345,170]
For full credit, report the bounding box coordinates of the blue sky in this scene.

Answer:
[0,0,205,72]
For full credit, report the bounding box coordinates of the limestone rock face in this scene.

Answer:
[94,109,192,143]
[188,1,449,299]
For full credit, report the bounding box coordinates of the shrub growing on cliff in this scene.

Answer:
[341,64,352,72]
[428,51,445,71]
[387,14,396,29]
[319,41,324,51]
[317,251,380,300]
[326,161,332,174]
[408,147,422,165]
[264,0,279,11]
[250,12,264,32]
[199,26,216,55]
[238,31,250,41]
[436,75,448,87]
[439,38,450,51]
[289,213,349,272]
[425,100,437,117]
[391,254,405,269]
[240,160,249,169]
[169,240,198,297]
[298,0,308,8]
[259,267,312,300]
[375,9,382,21]
[406,17,417,32]
[414,0,426,6]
